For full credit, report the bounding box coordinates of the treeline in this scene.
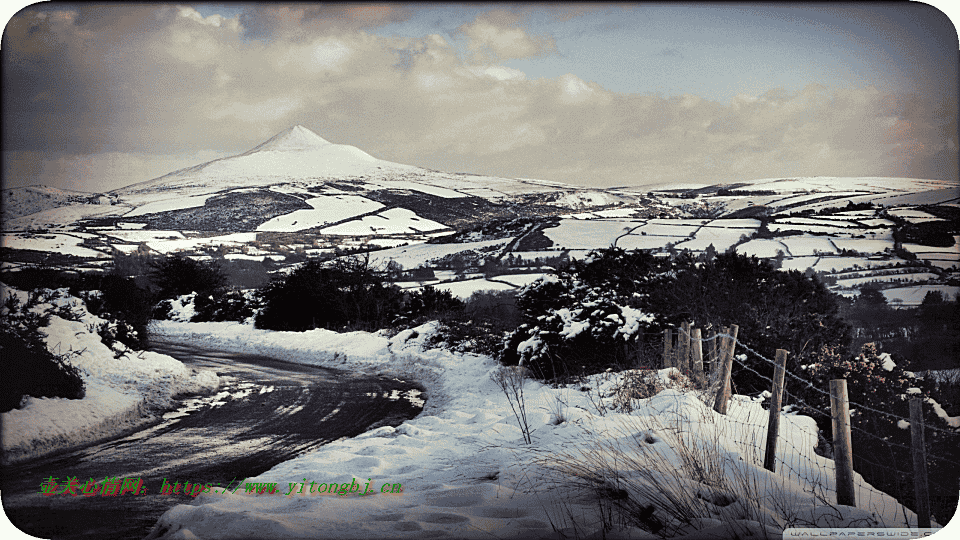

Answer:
[841,286,960,371]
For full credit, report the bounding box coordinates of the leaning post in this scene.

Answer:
[713,325,738,415]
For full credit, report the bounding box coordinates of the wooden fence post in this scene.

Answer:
[763,349,789,472]
[909,398,932,528]
[691,327,704,375]
[830,379,856,507]
[679,321,690,372]
[713,325,738,415]
[663,329,673,368]
[707,328,718,374]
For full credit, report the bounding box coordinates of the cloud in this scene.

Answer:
[2,5,956,193]
[455,10,558,63]
[240,4,412,40]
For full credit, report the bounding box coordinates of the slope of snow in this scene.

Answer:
[1,185,105,220]
[882,285,960,305]
[123,194,218,218]
[544,219,641,249]
[1,232,111,258]
[143,320,931,539]
[317,208,447,235]
[144,232,258,254]
[257,195,385,232]
[114,126,409,197]
[365,238,512,269]
[3,203,131,231]
[0,286,220,464]
[240,125,333,154]
[433,277,517,298]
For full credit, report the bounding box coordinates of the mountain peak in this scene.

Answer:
[243,125,331,154]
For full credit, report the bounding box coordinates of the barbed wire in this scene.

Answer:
[628,381,917,522]
[663,327,960,469]
[661,325,958,522]
[690,330,960,439]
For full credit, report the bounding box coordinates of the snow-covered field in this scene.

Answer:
[365,238,512,269]
[834,272,940,287]
[143,232,259,254]
[737,239,790,258]
[544,219,641,249]
[257,195,385,232]
[881,285,960,305]
[136,320,934,540]
[1,233,111,259]
[779,235,838,257]
[123,194,217,218]
[318,208,448,235]
[0,286,220,464]
[430,277,518,298]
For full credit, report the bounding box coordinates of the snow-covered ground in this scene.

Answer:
[318,208,448,235]
[0,286,220,464]
[138,320,933,540]
[256,195,385,232]
[1,232,111,259]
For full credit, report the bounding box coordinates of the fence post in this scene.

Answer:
[679,321,690,372]
[909,398,932,528]
[763,349,789,472]
[663,329,673,368]
[707,328,718,374]
[713,325,738,415]
[691,327,704,375]
[830,379,856,507]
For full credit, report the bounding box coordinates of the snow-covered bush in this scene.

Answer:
[1,290,85,412]
[503,282,657,379]
[425,290,518,356]
[154,290,259,323]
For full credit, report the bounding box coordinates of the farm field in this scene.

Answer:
[257,195,384,232]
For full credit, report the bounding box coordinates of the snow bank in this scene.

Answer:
[1,286,220,464]
[145,321,928,540]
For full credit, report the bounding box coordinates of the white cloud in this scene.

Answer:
[457,10,557,63]
[3,5,955,192]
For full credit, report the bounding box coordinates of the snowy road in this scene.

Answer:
[1,340,424,540]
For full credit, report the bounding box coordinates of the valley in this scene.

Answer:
[3,128,958,307]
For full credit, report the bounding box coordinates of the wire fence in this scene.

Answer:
[661,324,960,527]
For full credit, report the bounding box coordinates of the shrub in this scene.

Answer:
[192,289,257,322]
[507,249,849,387]
[1,269,155,350]
[71,274,153,349]
[802,342,960,525]
[256,256,405,332]
[149,255,226,300]
[427,290,519,355]
[1,294,85,412]
[400,286,463,322]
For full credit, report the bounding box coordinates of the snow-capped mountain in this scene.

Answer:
[115,125,394,197]
[4,126,647,232]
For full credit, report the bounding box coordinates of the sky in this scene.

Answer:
[2,2,958,193]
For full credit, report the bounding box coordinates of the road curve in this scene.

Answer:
[1,339,425,540]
